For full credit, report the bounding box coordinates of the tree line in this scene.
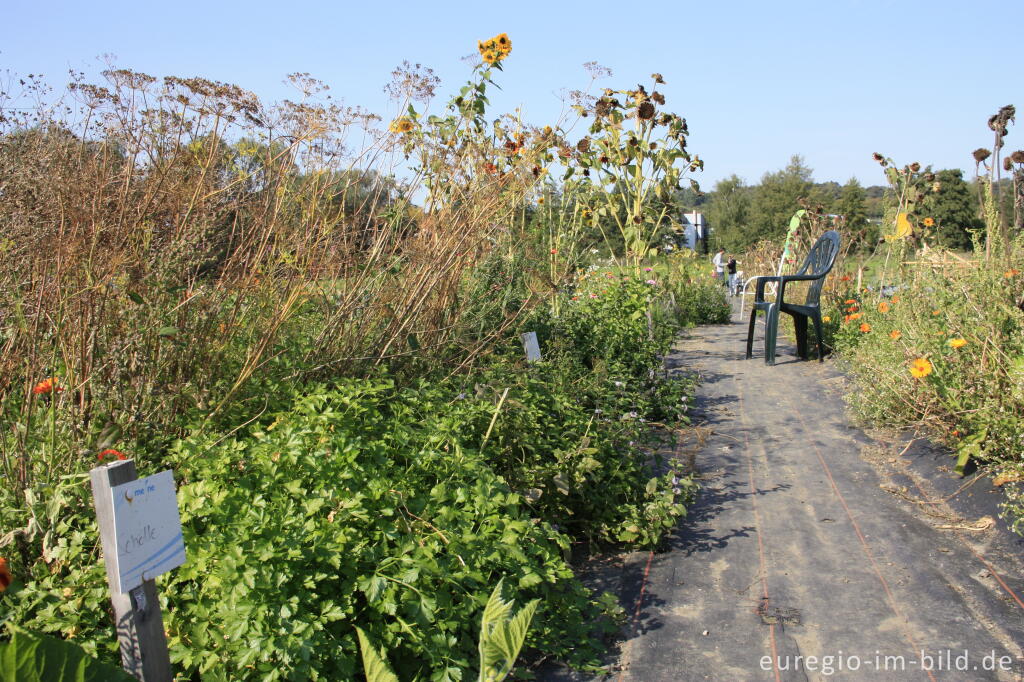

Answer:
[680,154,998,253]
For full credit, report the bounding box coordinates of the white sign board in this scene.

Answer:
[521,331,541,363]
[110,470,186,593]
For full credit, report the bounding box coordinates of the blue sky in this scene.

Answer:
[3,0,1020,189]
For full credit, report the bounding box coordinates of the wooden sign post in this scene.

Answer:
[91,460,181,681]
[521,331,541,363]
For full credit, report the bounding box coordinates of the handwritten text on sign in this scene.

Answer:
[111,470,186,593]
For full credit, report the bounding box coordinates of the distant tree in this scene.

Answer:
[748,155,819,242]
[835,177,869,245]
[920,169,984,251]
[705,175,752,251]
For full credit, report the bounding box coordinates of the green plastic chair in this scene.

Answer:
[746,230,841,365]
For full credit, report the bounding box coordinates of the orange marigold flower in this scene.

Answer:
[923,217,935,227]
[890,330,902,340]
[844,299,857,305]
[948,337,967,348]
[859,322,872,333]
[846,304,859,313]
[909,357,933,378]
[483,162,497,175]
[0,557,11,592]
[843,315,851,323]
[97,449,128,462]
[840,275,852,282]
[848,312,862,320]
[32,378,63,395]
[878,301,890,313]
[931,310,941,316]
[550,248,558,254]
[891,295,900,303]
[1005,269,1021,278]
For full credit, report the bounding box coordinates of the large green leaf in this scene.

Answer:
[477,580,539,682]
[0,629,135,682]
[355,627,399,682]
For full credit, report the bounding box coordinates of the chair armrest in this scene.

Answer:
[753,276,780,301]
[777,273,823,302]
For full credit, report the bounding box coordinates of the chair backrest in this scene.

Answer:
[796,230,841,306]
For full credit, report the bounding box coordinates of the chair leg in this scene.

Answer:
[794,315,808,360]
[764,305,778,366]
[812,313,825,362]
[746,308,757,359]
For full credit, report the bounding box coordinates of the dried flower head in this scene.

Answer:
[637,101,655,120]
[909,162,921,172]
[652,91,665,105]
[1011,150,1024,164]
[973,148,991,163]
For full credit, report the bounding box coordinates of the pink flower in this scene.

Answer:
[646,279,657,285]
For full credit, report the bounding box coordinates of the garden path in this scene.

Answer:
[543,306,1024,681]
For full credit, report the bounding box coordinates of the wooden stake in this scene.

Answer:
[91,460,173,681]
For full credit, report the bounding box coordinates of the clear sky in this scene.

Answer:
[3,0,1021,189]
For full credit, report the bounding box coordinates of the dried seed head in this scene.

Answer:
[576,138,590,153]
[652,91,665,105]
[651,73,665,84]
[1004,157,1014,172]
[872,152,885,165]
[1010,150,1024,164]
[909,162,921,172]
[973,147,991,163]
[638,101,655,120]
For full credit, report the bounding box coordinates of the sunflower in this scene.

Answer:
[909,357,933,378]
[388,117,414,134]
[478,33,512,64]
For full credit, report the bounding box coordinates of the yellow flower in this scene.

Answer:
[948,338,967,348]
[822,315,831,323]
[923,217,935,227]
[478,33,512,63]
[388,117,414,134]
[884,212,913,241]
[909,357,933,378]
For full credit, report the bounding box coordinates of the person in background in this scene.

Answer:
[712,248,726,284]
[727,255,739,296]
